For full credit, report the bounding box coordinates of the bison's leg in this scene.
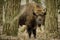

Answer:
[27,27,32,38]
[32,29,36,38]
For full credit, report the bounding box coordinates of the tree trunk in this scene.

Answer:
[45,0,58,37]
[3,0,21,36]
[33,0,41,3]
[0,0,4,26]
[0,0,4,35]
[26,0,29,4]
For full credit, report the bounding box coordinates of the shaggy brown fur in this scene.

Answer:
[19,3,46,38]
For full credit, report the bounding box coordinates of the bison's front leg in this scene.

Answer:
[26,22,37,38]
[27,26,37,38]
[32,28,36,38]
[27,26,32,38]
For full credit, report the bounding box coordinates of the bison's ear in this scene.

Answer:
[43,8,47,15]
[44,12,46,15]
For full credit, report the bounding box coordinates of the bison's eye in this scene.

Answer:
[33,11,38,17]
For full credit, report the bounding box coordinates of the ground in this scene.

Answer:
[0,25,60,40]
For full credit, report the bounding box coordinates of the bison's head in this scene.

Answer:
[32,3,46,26]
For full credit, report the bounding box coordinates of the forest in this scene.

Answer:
[0,0,60,40]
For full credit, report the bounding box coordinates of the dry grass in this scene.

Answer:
[0,25,60,40]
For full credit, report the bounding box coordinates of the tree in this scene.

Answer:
[0,0,4,26]
[45,0,58,37]
[57,0,60,9]
[33,0,41,3]
[26,0,29,4]
[3,0,21,36]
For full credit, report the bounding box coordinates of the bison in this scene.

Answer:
[19,3,46,38]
